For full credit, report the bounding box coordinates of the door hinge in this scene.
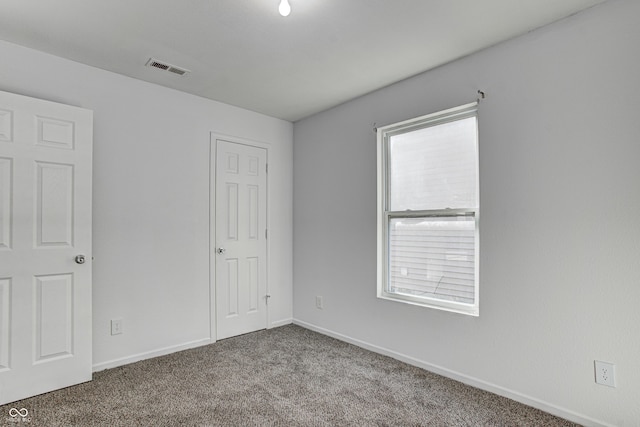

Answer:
[266,163,269,174]
[265,229,268,239]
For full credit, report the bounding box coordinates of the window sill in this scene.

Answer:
[377,292,479,317]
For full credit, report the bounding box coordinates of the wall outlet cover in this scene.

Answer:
[594,360,615,387]
[111,318,124,336]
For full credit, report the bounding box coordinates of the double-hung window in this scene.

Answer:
[376,103,479,316]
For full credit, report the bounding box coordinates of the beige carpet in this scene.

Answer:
[1,325,577,426]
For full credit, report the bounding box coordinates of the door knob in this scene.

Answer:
[216,247,226,255]
[75,255,86,264]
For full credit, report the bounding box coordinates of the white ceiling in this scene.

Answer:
[0,0,606,122]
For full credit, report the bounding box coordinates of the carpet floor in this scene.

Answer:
[1,325,578,426]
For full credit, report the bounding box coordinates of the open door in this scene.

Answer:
[0,90,93,404]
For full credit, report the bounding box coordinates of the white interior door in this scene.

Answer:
[214,139,267,340]
[0,90,93,405]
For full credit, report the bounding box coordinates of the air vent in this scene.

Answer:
[167,66,188,76]
[145,58,190,76]
[149,60,169,70]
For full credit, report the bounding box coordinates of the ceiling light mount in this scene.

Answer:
[278,0,291,17]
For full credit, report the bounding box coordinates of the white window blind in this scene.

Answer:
[377,103,479,315]
[389,216,475,304]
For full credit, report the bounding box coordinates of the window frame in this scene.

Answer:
[376,102,480,316]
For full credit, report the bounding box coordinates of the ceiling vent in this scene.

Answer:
[145,58,190,76]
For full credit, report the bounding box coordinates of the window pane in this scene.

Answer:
[389,117,477,211]
[388,216,475,304]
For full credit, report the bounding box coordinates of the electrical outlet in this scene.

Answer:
[111,318,124,336]
[594,360,615,387]
[315,296,323,310]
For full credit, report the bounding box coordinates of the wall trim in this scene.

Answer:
[293,319,611,427]
[93,320,293,373]
[92,338,212,372]
[269,318,293,329]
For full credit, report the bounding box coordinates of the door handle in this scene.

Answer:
[216,247,226,255]
[75,255,86,264]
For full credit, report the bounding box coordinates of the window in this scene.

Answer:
[376,103,479,316]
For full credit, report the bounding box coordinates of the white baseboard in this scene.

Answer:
[293,319,611,427]
[92,338,212,372]
[269,317,293,328]
[92,319,294,372]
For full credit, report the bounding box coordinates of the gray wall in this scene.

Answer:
[0,39,293,369]
[293,1,639,425]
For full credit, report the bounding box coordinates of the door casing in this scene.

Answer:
[209,133,270,342]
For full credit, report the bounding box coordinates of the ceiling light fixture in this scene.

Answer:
[278,0,291,17]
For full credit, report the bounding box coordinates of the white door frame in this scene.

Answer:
[209,132,270,342]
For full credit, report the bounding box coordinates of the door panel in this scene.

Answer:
[0,90,92,405]
[215,140,267,340]
[0,278,9,370]
[34,273,73,361]
[0,157,11,249]
[36,162,75,247]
